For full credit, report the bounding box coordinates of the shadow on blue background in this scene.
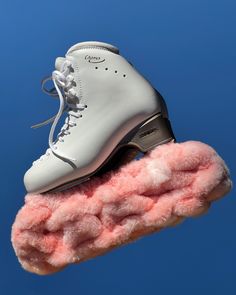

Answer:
[0,0,235,294]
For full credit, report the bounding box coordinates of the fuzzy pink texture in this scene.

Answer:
[12,141,232,275]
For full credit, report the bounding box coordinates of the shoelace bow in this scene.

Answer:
[31,60,87,164]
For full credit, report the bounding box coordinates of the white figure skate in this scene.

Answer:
[24,41,175,194]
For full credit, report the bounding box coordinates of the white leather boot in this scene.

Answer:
[24,41,175,194]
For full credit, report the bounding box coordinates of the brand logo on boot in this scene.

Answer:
[139,128,159,138]
[85,55,105,63]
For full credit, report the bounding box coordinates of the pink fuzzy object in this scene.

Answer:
[11,141,232,275]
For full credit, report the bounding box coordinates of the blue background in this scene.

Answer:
[0,0,235,294]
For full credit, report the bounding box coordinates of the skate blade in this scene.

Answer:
[45,113,175,194]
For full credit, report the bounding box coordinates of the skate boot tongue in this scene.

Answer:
[55,57,66,70]
[66,41,119,55]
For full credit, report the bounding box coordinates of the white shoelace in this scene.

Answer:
[32,60,86,164]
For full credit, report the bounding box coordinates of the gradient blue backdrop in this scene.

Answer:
[0,0,235,294]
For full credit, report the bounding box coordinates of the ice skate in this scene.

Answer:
[24,41,175,194]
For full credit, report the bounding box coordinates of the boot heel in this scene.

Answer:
[127,114,176,152]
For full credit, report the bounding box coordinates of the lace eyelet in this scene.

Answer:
[68,65,74,72]
[85,104,88,108]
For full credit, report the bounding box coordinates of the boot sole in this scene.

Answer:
[45,113,176,194]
